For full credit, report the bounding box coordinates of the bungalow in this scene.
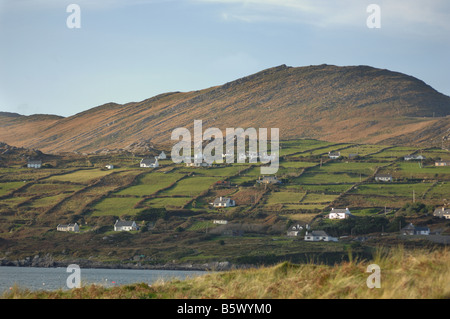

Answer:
[400,223,430,236]
[433,207,450,219]
[328,152,341,159]
[212,197,236,208]
[57,223,79,232]
[329,207,353,219]
[257,176,281,184]
[435,161,450,167]
[304,230,338,242]
[287,224,303,237]
[114,220,138,231]
[140,157,159,168]
[105,164,114,170]
[213,220,228,225]
[404,155,426,161]
[375,174,393,182]
[27,159,42,169]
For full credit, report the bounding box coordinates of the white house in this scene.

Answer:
[57,223,79,232]
[105,164,114,170]
[328,152,341,159]
[287,224,303,237]
[404,154,426,161]
[304,230,338,242]
[114,220,138,231]
[400,223,430,236]
[329,207,353,219]
[433,207,450,219]
[140,157,159,168]
[212,197,236,208]
[375,174,393,182]
[213,220,228,225]
[158,151,167,159]
[27,159,42,169]
[186,161,212,167]
[257,176,281,184]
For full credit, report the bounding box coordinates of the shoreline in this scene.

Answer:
[0,257,251,272]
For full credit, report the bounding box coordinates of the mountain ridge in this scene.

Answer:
[1,64,449,153]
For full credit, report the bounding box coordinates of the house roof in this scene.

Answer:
[214,197,232,204]
[115,220,136,227]
[330,208,351,214]
[140,158,156,165]
[28,159,42,164]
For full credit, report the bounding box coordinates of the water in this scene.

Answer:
[0,266,208,292]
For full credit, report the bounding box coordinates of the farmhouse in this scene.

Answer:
[105,164,114,170]
[57,223,79,232]
[114,220,138,231]
[435,161,450,166]
[328,151,341,159]
[433,207,450,219]
[328,207,353,219]
[257,176,281,184]
[287,224,303,237]
[212,197,236,208]
[400,223,430,236]
[404,154,425,161]
[27,159,42,169]
[375,174,393,182]
[140,157,159,168]
[304,230,338,242]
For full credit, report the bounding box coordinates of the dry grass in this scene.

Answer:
[3,246,449,299]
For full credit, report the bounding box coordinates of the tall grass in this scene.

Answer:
[2,246,449,299]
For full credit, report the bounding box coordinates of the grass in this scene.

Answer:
[46,169,113,184]
[159,176,221,197]
[265,191,305,205]
[91,197,143,216]
[4,246,449,299]
[115,172,183,196]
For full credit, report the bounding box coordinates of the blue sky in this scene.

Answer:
[0,0,449,117]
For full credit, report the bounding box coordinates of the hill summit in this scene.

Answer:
[1,64,449,153]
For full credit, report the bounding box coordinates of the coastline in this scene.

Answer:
[0,256,250,272]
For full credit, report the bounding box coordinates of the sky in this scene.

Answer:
[0,0,449,117]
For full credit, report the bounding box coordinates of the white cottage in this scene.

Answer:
[329,207,353,219]
[114,220,138,231]
[304,230,338,242]
[27,159,42,169]
[140,157,159,168]
[212,197,236,208]
[57,223,80,232]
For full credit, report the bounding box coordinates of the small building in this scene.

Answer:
[158,151,167,160]
[433,207,450,219]
[287,224,303,237]
[140,157,159,168]
[186,161,211,167]
[400,223,430,236]
[375,174,393,182]
[328,152,341,159]
[404,155,426,161]
[114,220,138,231]
[304,230,338,242]
[257,176,281,184]
[213,220,228,225]
[27,159,42,169]
[57,223,79,232]
[212,197,236,208]
[435,161,450,167]
[105,164,114,170]
[329,207,353,219]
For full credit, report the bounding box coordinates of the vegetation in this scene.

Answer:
[3,246,449,299]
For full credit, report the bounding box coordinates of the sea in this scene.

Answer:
[0,266,208,292]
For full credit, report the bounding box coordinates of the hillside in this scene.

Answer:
[1,64,450,153]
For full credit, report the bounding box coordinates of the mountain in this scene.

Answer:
[1,64,449,153]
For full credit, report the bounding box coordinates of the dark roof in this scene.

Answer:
[306,230,329,237]
[213,197,233,205]
[28,159,42,164]
[141,158,156,165]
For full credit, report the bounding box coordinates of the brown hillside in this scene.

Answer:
[1,64,449,153]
